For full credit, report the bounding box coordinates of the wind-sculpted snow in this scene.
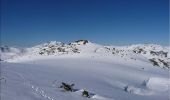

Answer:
[146,77,170,92]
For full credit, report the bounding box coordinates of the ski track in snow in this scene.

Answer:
[29,83,55,100]
[2,69,56,100]
[2,69,113,100]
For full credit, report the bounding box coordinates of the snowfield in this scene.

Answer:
[1,40,170,100]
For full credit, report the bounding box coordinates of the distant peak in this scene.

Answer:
[71,40,90,45]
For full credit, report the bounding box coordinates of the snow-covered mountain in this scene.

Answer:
[1,40,170,100]
[0,46,26,61]
[1,40,169,69]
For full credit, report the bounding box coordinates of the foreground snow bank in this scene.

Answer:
[146,77,170,92]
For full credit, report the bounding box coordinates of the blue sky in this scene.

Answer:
[1,0,169,46]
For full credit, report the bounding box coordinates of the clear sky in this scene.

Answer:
[1,0,169,46]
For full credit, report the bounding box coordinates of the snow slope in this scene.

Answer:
[1,40,170,100]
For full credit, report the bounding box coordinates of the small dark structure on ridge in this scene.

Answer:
[75,40,89,45]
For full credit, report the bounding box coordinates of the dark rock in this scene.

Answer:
[59,82,75,92]
[149,58,159,66]
[82,90,90,98]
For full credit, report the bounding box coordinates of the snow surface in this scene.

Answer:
[1,41,170,100]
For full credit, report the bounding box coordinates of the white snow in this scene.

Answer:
[1,41,170,100]
[146,77,170,92]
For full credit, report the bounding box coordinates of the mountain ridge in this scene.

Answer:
[0,40,169,69]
